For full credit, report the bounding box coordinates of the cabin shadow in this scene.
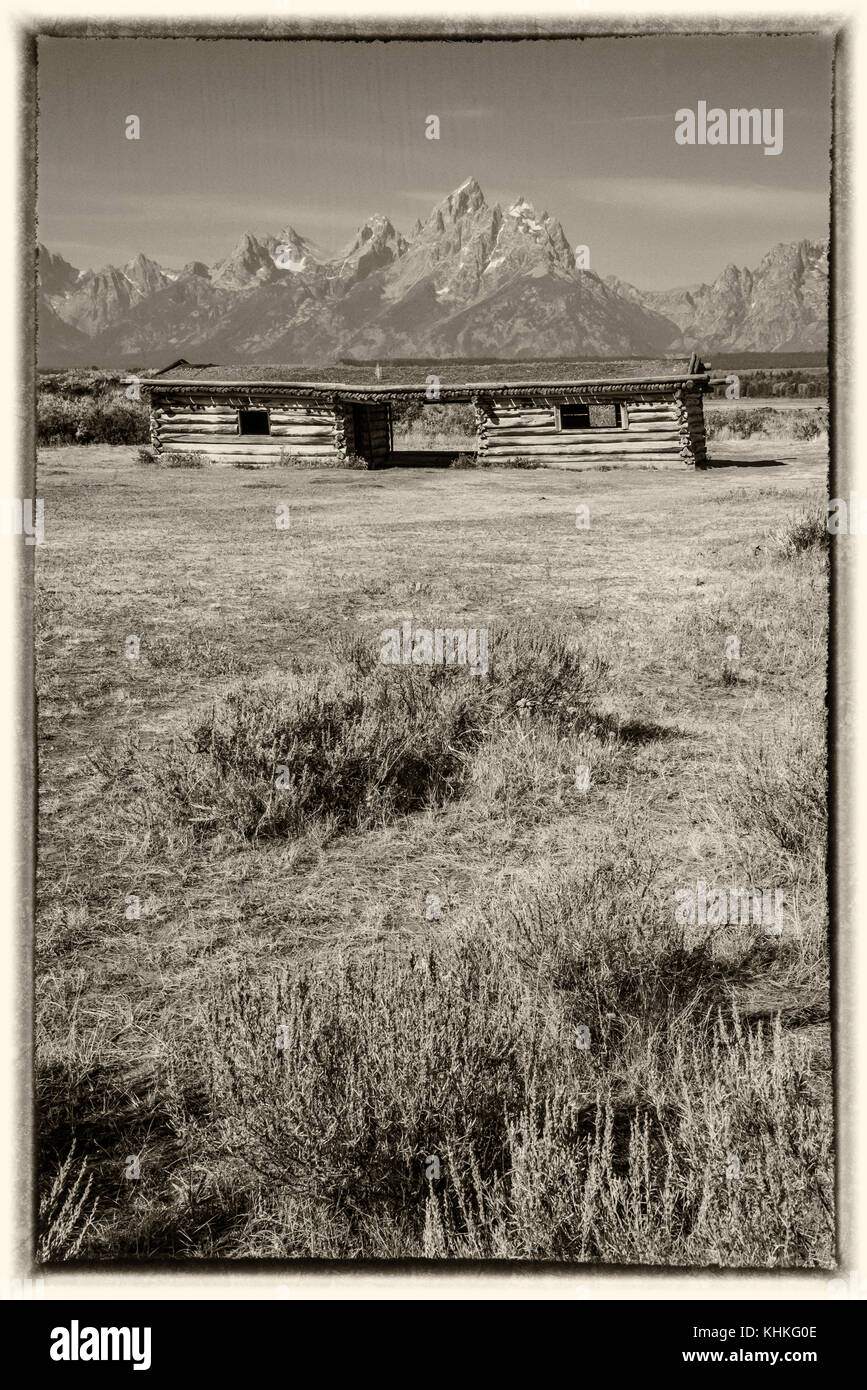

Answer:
[702,455,786,469]
[386,449,472,469]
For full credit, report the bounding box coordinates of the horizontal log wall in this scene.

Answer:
[477,394,694,466]
[148,386,706,469]
[151,394,345,465]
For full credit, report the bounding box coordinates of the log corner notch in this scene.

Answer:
[677,355,711,468]
[148,395,163,457]
[675,386,708,469]
[473,393,494,462]
[333,397,357,465]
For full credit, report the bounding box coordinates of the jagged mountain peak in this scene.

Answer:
[211,231,277,288]
[124,250,159,269]
[454,174,485,198]
[493,196,575,278]
[506,195,563,235]
[342,213,403,250]
[334,215,408,286]
[385,187,502,304]
[123,252,169,296]
[35,184,829,365]
[360,212,396,232]
[231,230,263,253]
[217,230,269,263]
[38,244,80,295]
[625,236,829,353]
[275,226,321,254]
[429,176,488,224]
[270,227,327,274]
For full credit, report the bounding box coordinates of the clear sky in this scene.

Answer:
[36,34,832,290]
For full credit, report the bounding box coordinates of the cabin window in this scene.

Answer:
[558,403,624,430]
[238,408,270,435]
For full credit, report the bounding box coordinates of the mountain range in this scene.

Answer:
[37,176,828,367]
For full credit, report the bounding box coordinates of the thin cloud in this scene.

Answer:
[573,112,679,126]
[578,176,828,224]
[41,189,357,231]
[449,106,496,119]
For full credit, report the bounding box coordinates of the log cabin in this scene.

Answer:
[144,355,711,469]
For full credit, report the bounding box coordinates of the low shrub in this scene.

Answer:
[37,1140,99,1262]
[160,450,204,469]
[131,626,605,843]
[74,397,149,446]
[37,374,150,446]
[392,401,476,441]
[239,449,371,470]
[451,453,544,470]
[493,455,546,469]
[705,407,828,443]
[181,858,832,1262]
[771,505,830,558]
[736,711,827,876]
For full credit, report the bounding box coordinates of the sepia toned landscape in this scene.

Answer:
[33,32,833,1267]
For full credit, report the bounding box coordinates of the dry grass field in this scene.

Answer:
[35,437,831,1264]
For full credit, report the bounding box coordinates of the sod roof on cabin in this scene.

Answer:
[151,356,705,390]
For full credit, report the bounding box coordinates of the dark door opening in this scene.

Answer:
[351,403,392,467]
[352,404,373,462]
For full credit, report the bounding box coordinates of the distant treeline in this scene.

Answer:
[338,352,828,370]
[337,355,828,399]
[706,352,826,370]
[707,368,828,399]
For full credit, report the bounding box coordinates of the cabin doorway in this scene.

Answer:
[387,398,478,467]
[351,403,392,468]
